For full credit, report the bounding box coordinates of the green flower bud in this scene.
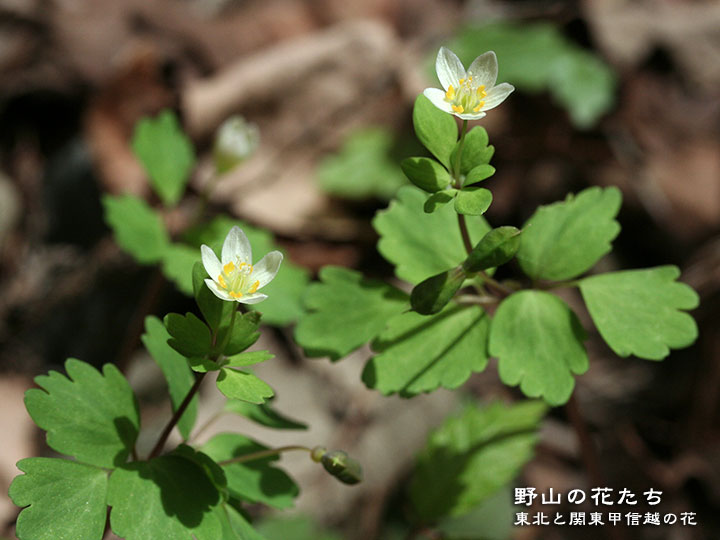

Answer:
[317,449,363,485]
[463,226,521,273]
[213,116,259,174]
[410,266,466,315]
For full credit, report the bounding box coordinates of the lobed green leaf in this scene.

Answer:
[363,304,489,396]
[10,458,108,540]
[374,186,490,284]
[450,126,495,176]
[316,127,407,200]
[24,359,140,468]
[489,291,588,405]
[131,110,195,206]
[517,186,621,281]
[102,194,169,264]
[411,400,546,521]
[295,266,407,360]
[107,454,229,540]
[580,266,699,360]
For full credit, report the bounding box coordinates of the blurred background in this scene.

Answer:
[0,0,719,538]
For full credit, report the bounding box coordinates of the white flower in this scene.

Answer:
[214,115,260,174]
[201,226,282,304]
[423,47,514,120]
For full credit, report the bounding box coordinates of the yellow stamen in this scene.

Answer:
[217,274,227,289]
[229,291,243,299]
[459,78,465,84]
[477,85,487,97]
[223,261,235,274]
[445,85,455,100]
[473,102,485,112]
[248,280,260,294]
[452,105,464,113]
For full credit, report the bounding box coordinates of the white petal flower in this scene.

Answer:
[201,226,283,304]
[423,47,514,120]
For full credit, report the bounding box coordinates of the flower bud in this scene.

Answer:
[213,116,259,174]
[410,266,467,315]
[312,448,363,485]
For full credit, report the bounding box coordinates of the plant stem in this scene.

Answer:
[452,120,469,185]
[148,372,207,459]
[478,270,514,297]
[217,445,312,466]
[149,304,239,458]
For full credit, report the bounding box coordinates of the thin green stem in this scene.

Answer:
[452,120,469,186]
[478,270,515,297]
[148,372,207,459]
[217,445,312,466]
[192,173,221,223]
[149,303,239,458]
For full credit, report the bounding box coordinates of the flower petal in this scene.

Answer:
[436,47,465,91]
[201,245,222,279]
[205,278,232,301]
[482,82,515,111]
[423,88,454,114]
[236,293,268,305]
[221,226,252,265]
[467,51,498,88]
[456,111,487,121]
[252,251,283,288]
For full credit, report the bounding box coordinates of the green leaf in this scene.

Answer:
[374,186,490,284]
[295,266,407,360]
[517,186,622,281]
[226,350,274,367]
[580,266,699,360]
[185,216,310,326]
[463,164,495,187]
[201,433,299,509]
[188,357,223,373]
[400,157,452,193]
[102,194,169,264]
[316,128,407,200]
[225,504,268,540]
[447,22,616,128]
[257,516,342,540]
[463,226,521,272]
[141,316,198,440]
[410,266,466,315]
[424,190,456,213]
[550,48,616,129]
[437,487,514,540]
[165,312,213,358]
[224,399,308,430]
[107,454,225,540]
[411,400,546,522]
[413,94,458,168]
[450,126,494,176]
[217,311,262,356]
[161,243,199,295]
[489,291,588,405]
[454,187,492,216]
[10,458,108,540]
[363,305,489,396]
[132,110,195,206]
[25,359,139,468]
[216,368,274,404]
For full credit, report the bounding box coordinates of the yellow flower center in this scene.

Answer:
[217,260,260,298]
[444,77,487,114]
